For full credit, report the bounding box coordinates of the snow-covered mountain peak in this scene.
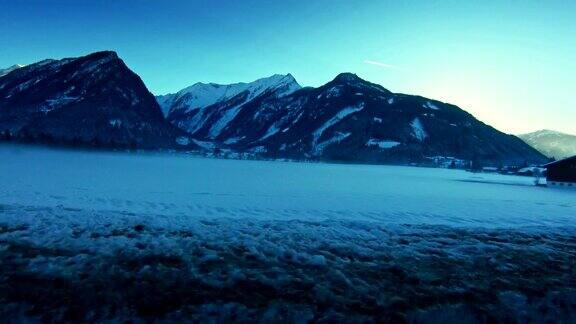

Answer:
[529,129,565,138]
[0,64,26,77]
[175,73,300,98]
[157,74,302,116]
[5,64,26,70]
[238,73,301,98]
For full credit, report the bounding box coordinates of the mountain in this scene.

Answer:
[156,74,301,140]
[0,51,195,149]
[0,64,25,77]
[157,74,301,116]
[0,53,546,164]
[160,72,546,165]
[518,130,576,160]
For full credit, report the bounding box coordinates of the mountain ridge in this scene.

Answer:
[156,73,301,117]
[161,71,546,165]
[518,129,576,160]
[0,64,26,77]
[0,51,547,165]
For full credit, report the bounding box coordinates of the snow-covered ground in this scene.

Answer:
[1,144,574,228]
[0,144,574,322]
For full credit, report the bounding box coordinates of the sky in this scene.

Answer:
[1,0,575,135]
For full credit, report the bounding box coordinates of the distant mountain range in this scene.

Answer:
[0,51,547,165]
[518,130,576,160]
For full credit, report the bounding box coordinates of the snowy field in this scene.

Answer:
[0,144,575,322]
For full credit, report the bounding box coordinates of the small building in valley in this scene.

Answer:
[544,156,576,187]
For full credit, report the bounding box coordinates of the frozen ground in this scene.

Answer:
[0,144,575,322]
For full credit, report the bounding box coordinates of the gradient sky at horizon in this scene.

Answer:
[1,0,575,135]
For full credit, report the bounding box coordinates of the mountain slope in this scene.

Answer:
[518,130,576,159]
[0,51,194,149]
[162,73,546,165]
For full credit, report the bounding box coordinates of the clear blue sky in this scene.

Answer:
[1,0,575,134]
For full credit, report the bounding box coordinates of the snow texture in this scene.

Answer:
[1,144,574,227]
[223,136,245,145]
[423,101,440,110]
[366,139,401,149]
[313,132,351,155]
[325,86,342,98]
[312,103,364,147]
[0,145,575,322]
[411,117,428,141]
[157,74,301,116]
[191,139,216,150]
[175,136,190,146]
[208,105,243,138]
[248,146,267,153]
[0,64,25,77]
[109,119,122,128]
[260,121,282,141]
